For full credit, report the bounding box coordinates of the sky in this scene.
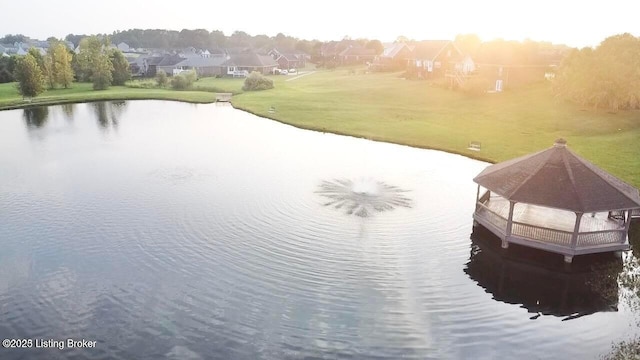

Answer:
[2,0,639,48]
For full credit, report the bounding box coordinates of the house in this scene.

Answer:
[407,40,472,78]
[143,56,164,77]
[320,40,361,61]
[173,56,227,77]
[117,42,130,52]
[156,55,189,76]
[222,52,278,76]
[371,42,413,71]
[0,43,17,55]
[268,48,309,70]
[320,41,340,60]
[127,56,148,76]
[338,45,377,65]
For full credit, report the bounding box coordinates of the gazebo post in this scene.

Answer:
[503,201,515,249]
[473,185,481,226]
[625,210,633,243]
[567,212,584,263]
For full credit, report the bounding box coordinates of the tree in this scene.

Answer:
[454,34,482,56]
[14,53,45,99]
[109,49,130,85]
[92,53,113,90]
[1,34,28,44]
[27,48,45,69]
[553,33,640,110]
[49,42,74,88]
[75,36,104,82]
[210,30,226,48]
[43,53,55,89]
[64,34,86,48]
[365,40,384,55]
[0,55,18,83]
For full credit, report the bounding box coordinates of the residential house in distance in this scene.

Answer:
[156,55,190,76]
[117,42,130,52]
[406,40,471,78]
[268,48,309,70]
[0,43,17,57]
[223,52,278,76]
[320,40,376,65]
[319,41,341,61]
[371,42,413,71]
[338,45,377,65]
[173,57,227,77]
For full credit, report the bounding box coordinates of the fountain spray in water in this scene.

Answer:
[316,178,412,217]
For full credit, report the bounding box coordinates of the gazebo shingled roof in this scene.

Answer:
[473,139,640,213]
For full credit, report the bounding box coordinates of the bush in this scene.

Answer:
[242,72,274,91]
[170,70,197,90]
[125,79,157,89]
[156,70,168,87]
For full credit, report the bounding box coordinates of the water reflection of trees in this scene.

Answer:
[465,226,621,319]
[60,103,75,120]
[23,106,50,128]
[92,101,127,130]
[605,222,640,359]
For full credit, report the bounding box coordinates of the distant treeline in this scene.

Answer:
[553,33,640,110]
[65,29,320,54]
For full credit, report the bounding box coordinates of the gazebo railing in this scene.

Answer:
[577,230,626,247]
[632,208,640,218]
[475,202,507,231]
[511,221,573,247]
[475,197,633,251]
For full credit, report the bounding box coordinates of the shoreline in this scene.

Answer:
[231,102,498,165]
[0,94,216,111]
[0,95,498,165]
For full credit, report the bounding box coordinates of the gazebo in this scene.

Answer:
[473,139,640,263]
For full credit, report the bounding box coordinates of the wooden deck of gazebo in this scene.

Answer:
[474,193,629,258]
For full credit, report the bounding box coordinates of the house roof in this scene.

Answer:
[224,52,278,67]
[339,45,376,57]
[176,56,227,68]
[146,56,165,66]
[157,55,185,67]
[381,42,410,58]
[272,47,308,57]
[410,40,460,60]
[474,139,640,213]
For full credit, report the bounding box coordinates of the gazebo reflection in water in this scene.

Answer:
[465,226,621,319]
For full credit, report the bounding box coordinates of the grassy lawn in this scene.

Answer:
[1,70,639,187]
[0,82,218,110]
[230,69,640,187]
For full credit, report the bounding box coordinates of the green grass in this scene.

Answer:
[0,82,216,110]
[1,70,639,188]
[229,69,640,187]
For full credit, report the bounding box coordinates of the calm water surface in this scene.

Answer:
[0,101,635,359]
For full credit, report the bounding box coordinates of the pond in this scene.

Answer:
[0,101,636,359]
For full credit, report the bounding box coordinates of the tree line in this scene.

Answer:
[65,29,321,56]
[553,33,640,111]
[11,36,131,98]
